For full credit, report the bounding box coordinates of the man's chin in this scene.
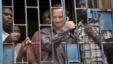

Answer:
[3,25,12,33]
[12,38,18,42]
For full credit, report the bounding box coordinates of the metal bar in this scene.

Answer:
[61,0,66,25]
[0,0,3,63]
[14,24,27,26]
[26,6,38,8]
[3,6,12,8]
[3,0,15,64]
[25,0,28,37]
[39,24,52,26]
[86,0,88,8]
[76,8,87,10]
[73,0,81,63]
[98,11,106,64]
[37,0,41,63]
[3,43,14,64]
[49,0,54,63]
[24,0,28,63]
[60,0,68,64]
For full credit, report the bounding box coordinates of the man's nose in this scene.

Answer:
[8,15,12,19]
[56,18,60,22]
[13,32,20,36]
[8,15,12,23]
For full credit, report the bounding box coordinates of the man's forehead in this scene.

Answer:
[53,8,63,12]
[13,26,20,31]
[3,8,11,13]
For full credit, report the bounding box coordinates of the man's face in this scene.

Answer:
[52,8,63,28]
[42,11,50,24]
[3,8,12,33]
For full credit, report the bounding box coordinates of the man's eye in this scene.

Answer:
[53,16,56,18]
[4,13,11,16]
[14,30,20,32]
[59,16,63,18]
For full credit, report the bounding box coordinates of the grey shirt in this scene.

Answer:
[40,27,76,64]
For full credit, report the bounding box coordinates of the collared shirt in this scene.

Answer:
[77,22,108,64]
[2,31,9,42]
[40,27,77,64]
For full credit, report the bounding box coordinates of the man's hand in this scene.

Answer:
[65,21,75,30]
[4,34,12,43]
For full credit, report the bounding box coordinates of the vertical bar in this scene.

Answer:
[61,0,66,25]
[98,11,107,64]
[96,0,99,8]
[108,0,111,8]
[12,0,14,26]
[73,0,81,64]
[37,0,41,63]
[25,0,28,37]
[86,0,88,8]
[12,0,15,62]
[74,0,81,63]
[60,0,67,64]
[3,44,14,64]
[3,0,15,64]
[0,0,3,64]
[49,0,54,63]
[24,0,28,64]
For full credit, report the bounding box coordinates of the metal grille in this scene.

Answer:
[1,0,113,64]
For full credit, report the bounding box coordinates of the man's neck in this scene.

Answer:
[54,27,62,33]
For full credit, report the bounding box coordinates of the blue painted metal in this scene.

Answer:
[3,44,14,64]
[99,11,112,30]
[0,0,3,63]
[65,44,80,64]
[98,11,113,64]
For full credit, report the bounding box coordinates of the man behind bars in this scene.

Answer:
[38,4,76,64]
[2,7,35,64]
[76,9,108,64]
[2,7,13,42]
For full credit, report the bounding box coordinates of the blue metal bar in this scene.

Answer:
[98,10,113,64]
[0,6,3,64]
[3,44,14,64]
[0,0,3,63]
[60,0,68,64]
[65,44,80,64]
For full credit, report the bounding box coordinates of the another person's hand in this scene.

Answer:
[22,37,32,50]
[84,25,98,38]
[84,25,93,36]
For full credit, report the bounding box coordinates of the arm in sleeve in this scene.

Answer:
[41,27,69,51]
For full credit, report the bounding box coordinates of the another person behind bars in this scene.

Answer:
[76,9,108,64]
[2,7,22,62]
[32,9,51,42]
[39,4,77,64]
[32,4,76,64]
[11,26,22,62]
[2,7,36,64]
[30,9,51,64]
[2,7,13,42]
[14,10,50,64]
[12,26,31,63]
[42,9,51,24]
[78,0,86,8]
